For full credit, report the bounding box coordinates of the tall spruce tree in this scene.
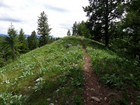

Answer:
[28,31,38,50]
[72,22,78,36]
[0,37,5,67]
[37,11,51,46]
[4,24,19,60]
[18,29,28,53]
[67,29,71,36]
[84,0,124,47]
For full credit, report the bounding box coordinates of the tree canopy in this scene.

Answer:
[83,0,125,46]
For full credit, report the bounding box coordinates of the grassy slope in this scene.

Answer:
[0,36,140,105]
[0,37,84,105]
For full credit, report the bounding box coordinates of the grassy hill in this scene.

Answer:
[0,36,140,105]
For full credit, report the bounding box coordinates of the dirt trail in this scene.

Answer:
[82,40,115,105]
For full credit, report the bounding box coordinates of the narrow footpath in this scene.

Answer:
[82,40,118,105]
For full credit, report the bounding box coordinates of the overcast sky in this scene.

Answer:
[0,0,89,37]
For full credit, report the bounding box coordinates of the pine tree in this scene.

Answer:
[84,0,124,47]
[3,24,19,60]
[37,11,51,46]
[72,22,78,36]
[77,21,91,38]
[18,29,28,53]
[67,29,71,36]
[0,37,5,67]
[28,31,39,50]
[123,0,140,60]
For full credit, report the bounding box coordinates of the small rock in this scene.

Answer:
[104,97,107,101]
[28,86,31,89]
[49,103,54,105]
[91,96,100,102]
[47,98,51,101]
[36,77,43,82]
[90,88,95,91]
[56,89,60,92]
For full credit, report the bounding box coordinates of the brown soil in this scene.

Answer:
[82,41,120,105]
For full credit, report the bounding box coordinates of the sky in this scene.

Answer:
[0,0,89,37]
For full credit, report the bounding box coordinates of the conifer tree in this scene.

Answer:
[84,0,124,47]
[37,11,51,46]
[4,24,19,60]
[28,31,38,50]
[67,29,71,36]
[18,28,28,53]
[123,0,140,59]
[72,22,78,36]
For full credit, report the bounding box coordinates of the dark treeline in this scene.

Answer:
[69,0,140,62]
[0,11,58,67]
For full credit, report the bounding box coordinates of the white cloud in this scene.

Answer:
[0,0,89,37]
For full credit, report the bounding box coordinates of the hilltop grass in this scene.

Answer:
[0,36,84,105]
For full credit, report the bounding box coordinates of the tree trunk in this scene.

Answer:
[105,0,109,47]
